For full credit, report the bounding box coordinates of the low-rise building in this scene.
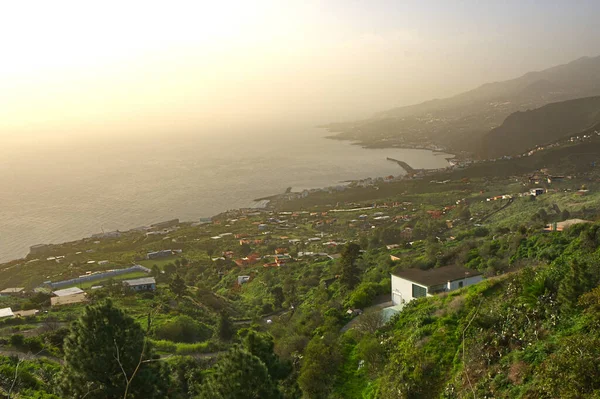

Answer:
[51,293,88,307]
[237,276,251,285]
[146,250,173,260]
[391,265,483,305]
[530,188,545,196]
[14,309,39,318]
[544,218,592,232]
[0,287,25,296]
[53,287,85,297]
[0,308,14,319]
[123,277,156,291]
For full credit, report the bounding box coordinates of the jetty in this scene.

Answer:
[386,157,417,174]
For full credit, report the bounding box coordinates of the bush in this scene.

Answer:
[474,226,490,237]
[347,282,384,309]
[154,315,213,343]
[10,334,25,347]
[24,337,44,353]
[9,334,44,353]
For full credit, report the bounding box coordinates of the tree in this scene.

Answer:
[356,336,386,374]
[380,227,400,245]
[355,308,384,335]
[271,286,285,309]
[170,274,187,297]
[458,206,471,221]
[537,208,549,224]
[339,243,361,289]
[206,247,215,258]
[217,311,235,341]
[298,333,342,398]
[239,243,252,257]
[558,259,591,312]
[60,300,167,399]
[198,346,281,399]
[243,331,291,381]
[154,315,212,343]
[163,262,177,276]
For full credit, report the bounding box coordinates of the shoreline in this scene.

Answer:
[320,126,462,157]
[3,150,453,265]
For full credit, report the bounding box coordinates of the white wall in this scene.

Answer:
[391,273,483,305]
[390,274,429,305]
[447,275,483,291]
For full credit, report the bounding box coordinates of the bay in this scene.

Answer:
[0,127,450,262]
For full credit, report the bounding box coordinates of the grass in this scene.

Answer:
[138,256,180,269]
[151,339,223,355]
[332,341,369,399]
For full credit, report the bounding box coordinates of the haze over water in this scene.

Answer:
[0,128,449,262]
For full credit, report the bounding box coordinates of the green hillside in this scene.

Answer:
[483,96,600,158]
[2,160,600,397]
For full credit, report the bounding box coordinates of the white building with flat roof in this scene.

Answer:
[391,265,483,305]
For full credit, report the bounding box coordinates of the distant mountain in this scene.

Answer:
[325,55,600,156]
[483,96,600,158]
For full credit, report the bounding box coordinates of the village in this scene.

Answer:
[1,164,598,329]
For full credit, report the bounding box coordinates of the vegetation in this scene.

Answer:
[3,152,600,398]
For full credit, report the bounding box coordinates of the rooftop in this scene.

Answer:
[0,287,24,294]
[557,219,591,229]
[123,277,156,286]
[393,265,482,287]
[51,293,88,306]
[0,308,14,319]
[14,309,39,317]
[53,287,85,297]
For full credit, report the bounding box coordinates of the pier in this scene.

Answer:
[386,157,417,174]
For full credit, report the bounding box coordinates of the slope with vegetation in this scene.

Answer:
[483,96,600,158]
[2,153,600,397]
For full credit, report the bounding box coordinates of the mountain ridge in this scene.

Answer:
[325,55,600,156]
[483,96,600,158]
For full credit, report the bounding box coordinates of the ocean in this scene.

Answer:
[0,127,450,262]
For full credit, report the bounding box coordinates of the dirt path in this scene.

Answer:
[0,347,64,363]
[480,197,514,222]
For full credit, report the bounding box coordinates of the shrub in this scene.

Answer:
[347,282,384,309]
[154,315,213,343]
[10,334,25,347]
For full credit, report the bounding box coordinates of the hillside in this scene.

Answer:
[362,226,600,398]
[3,159,600,397]
[325,55,600,155]
[482,96,600,158]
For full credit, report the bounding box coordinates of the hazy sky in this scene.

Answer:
[1,0,600,140]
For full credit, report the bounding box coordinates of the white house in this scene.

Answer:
[530,188,545,196]
[391,265,483,305]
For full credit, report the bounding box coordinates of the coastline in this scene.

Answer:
[321,126,455,154]
[2,148,453,265]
